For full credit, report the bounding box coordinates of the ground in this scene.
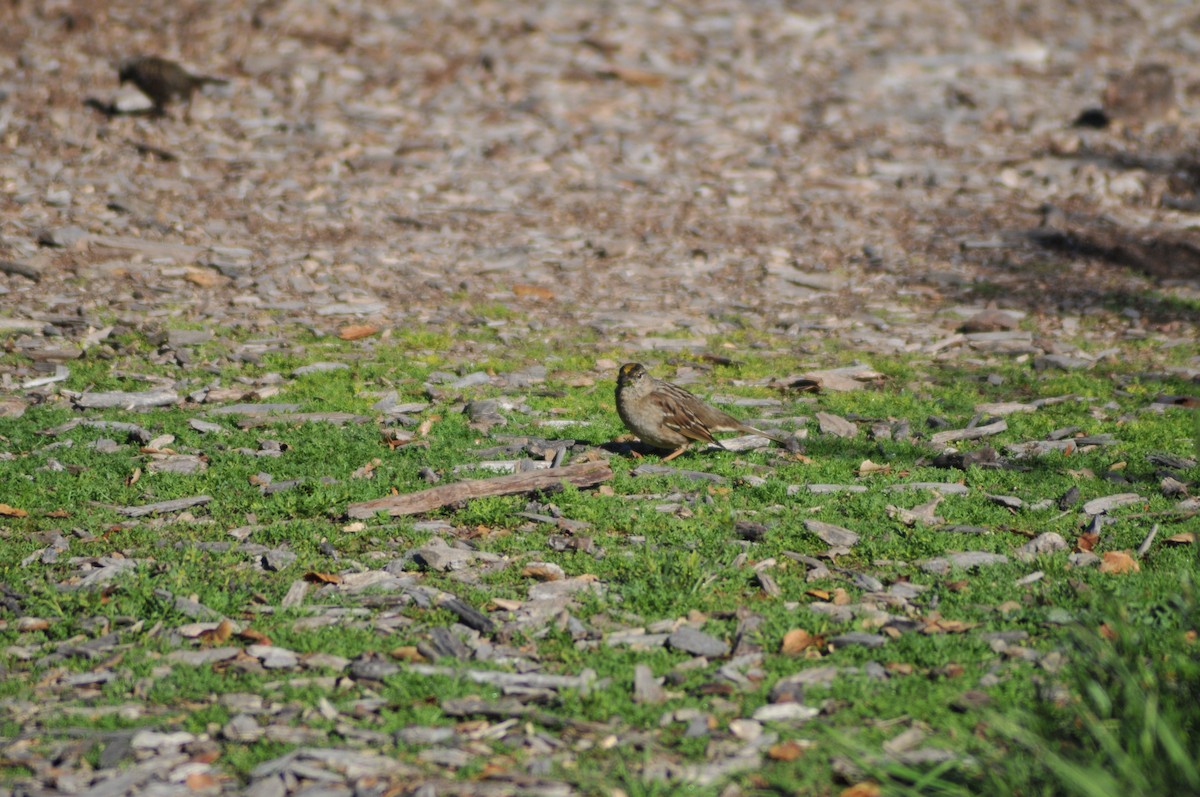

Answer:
[1,1,1198,796]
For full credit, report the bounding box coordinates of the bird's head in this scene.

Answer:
[617,362,648,388]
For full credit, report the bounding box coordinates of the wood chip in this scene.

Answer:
[346,460,612,518]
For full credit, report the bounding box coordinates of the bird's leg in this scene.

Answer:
[660,446,689,463]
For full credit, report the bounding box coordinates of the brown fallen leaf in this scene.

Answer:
[126,467,141,487]
[237,628,272,646]
[305,571,343,584]
[199,618,233,645]
[885,662,914,675]
[351,458,381,479]
[857,459,890,476]
[922,616,978,634]
[18,617,50,632]
[0,503,28,518]
[45,509,70,518]
[1165,532,1196,546]
[184,267,222,288]
[186,772,219,790]
[1099,550,1140,574]
[831,588,851,605]
[338,324,379,340]
[767,739,812,761]
[1076,533,1098,552]
[417,414,440,437]
[1098,623,1117,641]
[840,783,882,797]
[390,646,426,662]
[806,588,831,600]
[512,283,554,300]
[780,628,822,655]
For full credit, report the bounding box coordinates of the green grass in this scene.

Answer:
[0,321,1197,792]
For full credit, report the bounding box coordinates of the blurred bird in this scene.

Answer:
[117,55,228,116]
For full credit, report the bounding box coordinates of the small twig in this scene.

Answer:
[1136,524,1159,558]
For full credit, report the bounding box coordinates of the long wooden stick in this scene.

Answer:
[346,460,612,518]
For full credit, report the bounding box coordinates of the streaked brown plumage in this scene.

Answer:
[615,362,789,461]
[118,55,227,115]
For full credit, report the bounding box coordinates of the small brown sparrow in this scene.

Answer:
[615,363,790,461]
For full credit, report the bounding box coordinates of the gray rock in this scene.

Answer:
[38,225,89,248]
[261,549,297,571]
[75,388,179,410]
[1082,493,1143,515]
[921,551,1009,574]
[223,714,265,742]
[293,362,350,376]
[633,664,666,704]
[349,654,400,680]
[396,726,455,746]
[1017,532,1068,558]
[751,703,820,723]
[667,627,730,658]
[147,455,208,475]
[412,538,476,572]
[451,371,492,389]
[829,632,887,649]
[247,645,299,669]
[816,412,858,438]
[804,519,859,547]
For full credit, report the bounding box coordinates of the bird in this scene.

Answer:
[615,362,791,462]
[117,55,228,116]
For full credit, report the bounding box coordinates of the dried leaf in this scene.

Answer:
[304,571,343,584]
[522,563,565,581]
[18,617,50,632]
[418,414,440,437]
[338,324,379,340]
[199,618,233,644]
[184,267,221,287]
[806,589,831,600]
[0,503,28,518]
[781,629,821,655]
[237,628,272,645]
[351,458,381,479]
[45,509,70,518]
[856,459,890,475]
[1165,532,1196,546]
[1076,533,1098,552]
[186,772,219,790]
[831,588,851,605]
[1099,550,1140,574]
[841,783,882,797]
[126,467,141,487]
[512,283,554,300]
[923,617,978,634]
[1098,623,1117,641]
[390,646,426,662]
[767,739,812,761]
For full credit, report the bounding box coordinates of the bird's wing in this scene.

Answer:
[649,392,719,444]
